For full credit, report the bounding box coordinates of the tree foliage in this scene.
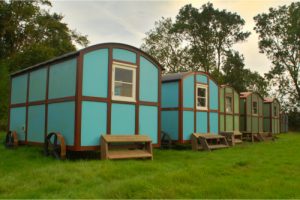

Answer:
[219,50,267,95]
[173,3,250,72]
[254,2,300,111]
[141,18,191,73]
[141,3,250,74]
[0,0,89,130]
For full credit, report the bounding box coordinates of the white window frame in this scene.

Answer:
[225,95,233,113]
[112,61,136,102]
[274,105,277,117]
[252,101,258,115]
[196,84,208,110]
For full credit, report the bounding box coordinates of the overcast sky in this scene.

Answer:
[51,0,294,75]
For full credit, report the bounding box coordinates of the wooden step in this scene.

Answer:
[107,150,152,159]
[208,144,228,150]
[234,139,243,143]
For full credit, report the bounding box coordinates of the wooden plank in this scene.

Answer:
[107,150,152,159]
[208,144,228,149]
[102,135,151,142]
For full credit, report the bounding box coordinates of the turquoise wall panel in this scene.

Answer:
[183,111,194,140]
[209,80,218,110]
[183,75,194,108]
[83,49,108,98]
[162,82,178,108]
[139,106,158,144]
[196,74,208,84]
[27,105,45,143]
[9,107,26,141]
[111,103,135,134]
[161,111,178,140]
[11,74,28,104]
[29,68,47,102]
[139,57,158,102]
[48,59,77,99]
[210,112,219,134]
[113,48,136,63]
[47,101,75,146]
[196,112,207,133]
[81,101,107,146]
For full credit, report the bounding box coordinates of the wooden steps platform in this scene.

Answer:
[191,133,229,151]
[220,131,243,146]
[101,135,153,160]
[259,132,275,141]
[106,150,152,159]
[242,132,265,142]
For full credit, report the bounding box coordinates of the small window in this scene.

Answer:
[274,106,277,117]
[252,101,258,115]
[112,62,136,102]
[225,96,233,113]
[196,84,208,110]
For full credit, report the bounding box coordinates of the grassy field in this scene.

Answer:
[0,132,300,198]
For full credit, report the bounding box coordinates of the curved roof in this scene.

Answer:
[240,91,264,100]
[264,97,280,104]
[220,84,239,93]
[162,71,218,86]
[11,42,164,76]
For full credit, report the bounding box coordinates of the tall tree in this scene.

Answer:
[0,0,89,130]
[173,3,250,72]
[221,50,267,95]
[141,17,190,73]
[254,2,300,110]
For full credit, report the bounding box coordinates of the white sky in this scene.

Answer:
[51,0,295,75]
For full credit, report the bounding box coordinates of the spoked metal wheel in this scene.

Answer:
[5,131,18,148]
[44,132,66,160]
[161,131,172,149]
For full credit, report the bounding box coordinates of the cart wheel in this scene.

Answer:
[5,131,18,148]
[44,132,66,160]
[161,131,172,149]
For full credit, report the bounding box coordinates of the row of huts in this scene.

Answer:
[8,43,288,154]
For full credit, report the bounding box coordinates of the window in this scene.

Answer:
[196,84,208,110]
[274,106,277,117]
[252,101,258,115]
[225,96,233,113]
[112,62,136,101]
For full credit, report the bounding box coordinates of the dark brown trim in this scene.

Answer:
[44,65,50,139]
[135,52,140,135]
[207,79,210,133]
[162,107,179,111]
[11,43,164,77]
[178,79,183,143]
[157,67,162,147]
[7,78,12,132]
[47,96,75,104]
[25,73,30,143]
[10,103,26,108]
[194,74,196,132]
[11,55,79,77]
[82,96,108,102]
[140,101,159,106]
[107,47,113,134]
[75,52,83,150]
[27,100,45,106]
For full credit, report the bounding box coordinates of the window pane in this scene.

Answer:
[115,67,133,83]
[253,102,258,114]
[225,97,232,113]
[114,82,132,97]
[197,97,206,107]
[198,88,206,98]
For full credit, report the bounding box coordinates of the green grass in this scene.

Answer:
[0,132,300,198]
